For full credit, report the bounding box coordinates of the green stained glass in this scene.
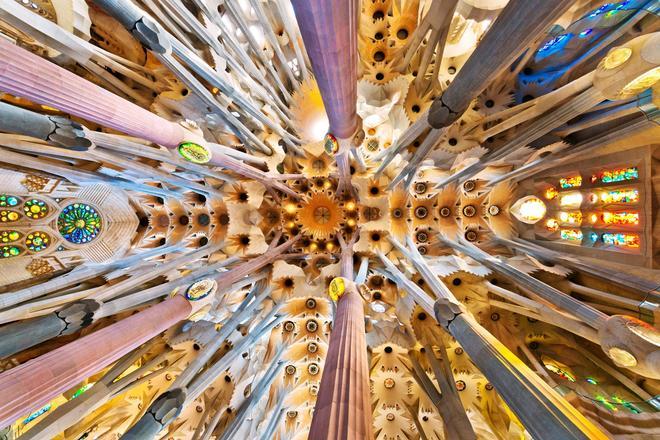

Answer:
[57,204,102,244]
[23,199,49,219]
[0,195,19,207]
[1,245,22,258]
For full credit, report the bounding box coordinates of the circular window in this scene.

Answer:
[57,203,102,244]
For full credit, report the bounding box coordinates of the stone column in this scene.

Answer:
[0,295,193,428]
[309,278,373,439]
[290,0,359,139]
[0,299,100,358]
[0,38,185,148]
[428,0,575,128]
[434,299,609,440]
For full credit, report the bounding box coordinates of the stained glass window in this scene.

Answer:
[544,187,558,200]
[70,383,93,399]
[1,245,22,258]
[559,175,582,189]
[602,233,639,248]
[57,204,102,244]
[538,34,571,54]
[595,395,618,411]
[600,189,638,204]
[513,197,546,223]
[0,195,19,207]
[23,199,49,219]
[601,211,639,226]
[559,211,583,225]
[22,403,51,425]
[26,232,50,252]
[560,229,583,242]
[559,192,583,207]
[0,210,20,222]
[0,231,21,243]
[591,166,638,184]
[543,360,576,382]
[545,219,559,232]
[611,396,641,414]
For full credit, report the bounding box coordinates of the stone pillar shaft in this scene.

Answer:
[434,301,609,440]
[0,295,191,428]
[428,0,574,128]
[309,285,372,439]
[0,38,185,147]
[290,0,359,138]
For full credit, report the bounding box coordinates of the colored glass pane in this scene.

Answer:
[0,231,21,243]
[587,3,612,18]
[592,166,638,184]
[601,211,639,225]
[515,197,547,223]
[543,361,576,382]
[70,383,93,400]
[22,403,51,425]
[600,189,638,204]
[559,192,583,207]
[602,233,639,248]
[539,34,571,53]
[0,195,19,207]
[57,204,102,244]
[1,245,22,258]
[545,219,559,232]
[559,175,581,189]
[560,229,583,242]
[559,211,582,225]
[595,395,618,411]
[26,231,50,252]
[0,210,20,222]
[544,187,558,200]
[23,199,49,219]
[611,396,641,414]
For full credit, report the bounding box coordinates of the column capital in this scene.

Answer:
[433,298,465,329]
[56,299,102,336]
[122,388,187,440]
[180,278,219,321]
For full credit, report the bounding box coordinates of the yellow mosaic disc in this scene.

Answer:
[328,277,345,301]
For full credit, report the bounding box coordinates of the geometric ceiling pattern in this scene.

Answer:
[0,0,658,439]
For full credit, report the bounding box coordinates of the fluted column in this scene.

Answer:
[0,38,185,147]
[309,279,373,439]
[290,0,358,139]
[0,295,192,428]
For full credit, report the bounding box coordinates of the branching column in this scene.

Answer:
[0,295,193,428]
[434,299,609,440]
[309,278,372,440]
[427,0,575,128]
[0,38,185,147]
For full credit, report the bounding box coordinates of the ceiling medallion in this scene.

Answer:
[178,142,212,164]
[185,279,217,301]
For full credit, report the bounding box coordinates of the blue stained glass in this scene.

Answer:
[23,403,51,425]
[57,204,102,244]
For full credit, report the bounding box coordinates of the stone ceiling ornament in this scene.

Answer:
[0,1,658,439]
